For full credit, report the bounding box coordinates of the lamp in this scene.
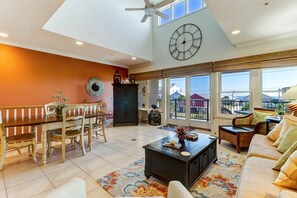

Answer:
[281,85,297,113]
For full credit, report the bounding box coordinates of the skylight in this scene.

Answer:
[158,0,206,26]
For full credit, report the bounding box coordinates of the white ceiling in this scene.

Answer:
[1,0,297,68]
[205,0,297,47]
[0,0,152,67]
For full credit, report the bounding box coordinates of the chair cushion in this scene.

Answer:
[252,111,274,125]
[250,134,274,146]
[277,125,297,153]
[274,151,297,190]
[236,157,297,198]
[274,141,297,170]
[248,135,282,160]
[267,119,285,142]
[50,129,82,139]
[278,190,297,198]
[274,115,297,147]
[6,133,35,144]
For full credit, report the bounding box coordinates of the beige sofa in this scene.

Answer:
[236,134,297,198]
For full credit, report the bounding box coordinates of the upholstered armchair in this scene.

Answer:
[232,108,277,135]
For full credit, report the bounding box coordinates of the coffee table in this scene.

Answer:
[143,133,218,189]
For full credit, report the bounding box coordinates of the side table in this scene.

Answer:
[266,116,282,134]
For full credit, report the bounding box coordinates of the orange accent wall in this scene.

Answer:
[0,44,128,114]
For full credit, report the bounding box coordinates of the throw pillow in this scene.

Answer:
[274,150,297,190]
[274,115,297,147]
[267,118,285,142]
[277,125,297,153]
[252,111,274,125]
[274,141,297,170]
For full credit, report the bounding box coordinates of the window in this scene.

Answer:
[262,67,297,114]
[188,0,203,13]
[173,1,186,19]
[190,75,210,121]
[170,77,186,119]
[158,0,206,26]
[160,8,171,25]
[220,71,250,115]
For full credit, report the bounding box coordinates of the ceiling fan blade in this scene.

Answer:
[125,8,145,11]
[155,10,169,19]
[144,0,151,7]
[154,0,174,9]
[141,15,148,23]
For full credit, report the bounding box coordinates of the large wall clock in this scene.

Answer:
[169,23,202,61]
[86,77,104,97]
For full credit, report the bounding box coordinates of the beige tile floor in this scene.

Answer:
[0,124,242,198]
[0,124,185,198]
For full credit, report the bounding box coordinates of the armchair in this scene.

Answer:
[232,108,277,135]
[219,108,277,153]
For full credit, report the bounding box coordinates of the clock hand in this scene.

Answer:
[177,39,186,48]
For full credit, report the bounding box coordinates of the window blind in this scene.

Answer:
[214,49,297,72]
[161,62,213,78]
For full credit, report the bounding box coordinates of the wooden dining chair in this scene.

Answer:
[0,124,37,170]
[84,101,107,142]
[47,105,86,162]
[44,102,59,116]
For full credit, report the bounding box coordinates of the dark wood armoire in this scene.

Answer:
[113,84,138,126]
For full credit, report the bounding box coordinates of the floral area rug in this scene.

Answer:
[97,150,246,197]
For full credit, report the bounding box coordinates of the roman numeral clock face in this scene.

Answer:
[169,24,202,61]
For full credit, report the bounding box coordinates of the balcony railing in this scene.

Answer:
[170,99,210,121]
[221,100,289,115]
[169,99,289,120]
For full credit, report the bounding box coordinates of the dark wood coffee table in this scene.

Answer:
[143,133,218,189]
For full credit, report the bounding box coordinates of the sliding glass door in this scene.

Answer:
[168,74,211,128]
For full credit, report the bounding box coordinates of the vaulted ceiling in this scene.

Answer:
[0,0,297,68]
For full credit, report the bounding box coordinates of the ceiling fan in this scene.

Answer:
[125,0,174,23]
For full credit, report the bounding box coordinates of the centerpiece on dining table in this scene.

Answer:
[52,90,68,116]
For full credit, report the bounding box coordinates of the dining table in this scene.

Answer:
[1,111,107,165]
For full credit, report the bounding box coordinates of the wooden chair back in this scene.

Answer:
[96,101,107,113]
[44,102,59,115]
[62,105,86,137]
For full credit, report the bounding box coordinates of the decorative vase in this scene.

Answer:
[177,134,186,144]
[178,138,185,144]
[56,107,63,116]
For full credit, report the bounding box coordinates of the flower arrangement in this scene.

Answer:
[52,90,68,109]
[175,125,187,141]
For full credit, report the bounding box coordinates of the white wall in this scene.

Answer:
[129,8,297,73]
[129,8,297,133]
[43,0,153,61]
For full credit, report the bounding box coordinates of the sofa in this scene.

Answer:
[236,134,297,198]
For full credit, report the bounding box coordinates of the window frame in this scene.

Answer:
[158,0,206,26]
[218,70,251,117]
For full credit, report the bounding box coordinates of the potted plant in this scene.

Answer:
[52,90,68,116]
[175,125,187,143]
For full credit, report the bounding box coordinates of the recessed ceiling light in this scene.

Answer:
[0,33,8,38]
[232,30,241,35]
[76,41,83,45]
[131,57,137,60]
